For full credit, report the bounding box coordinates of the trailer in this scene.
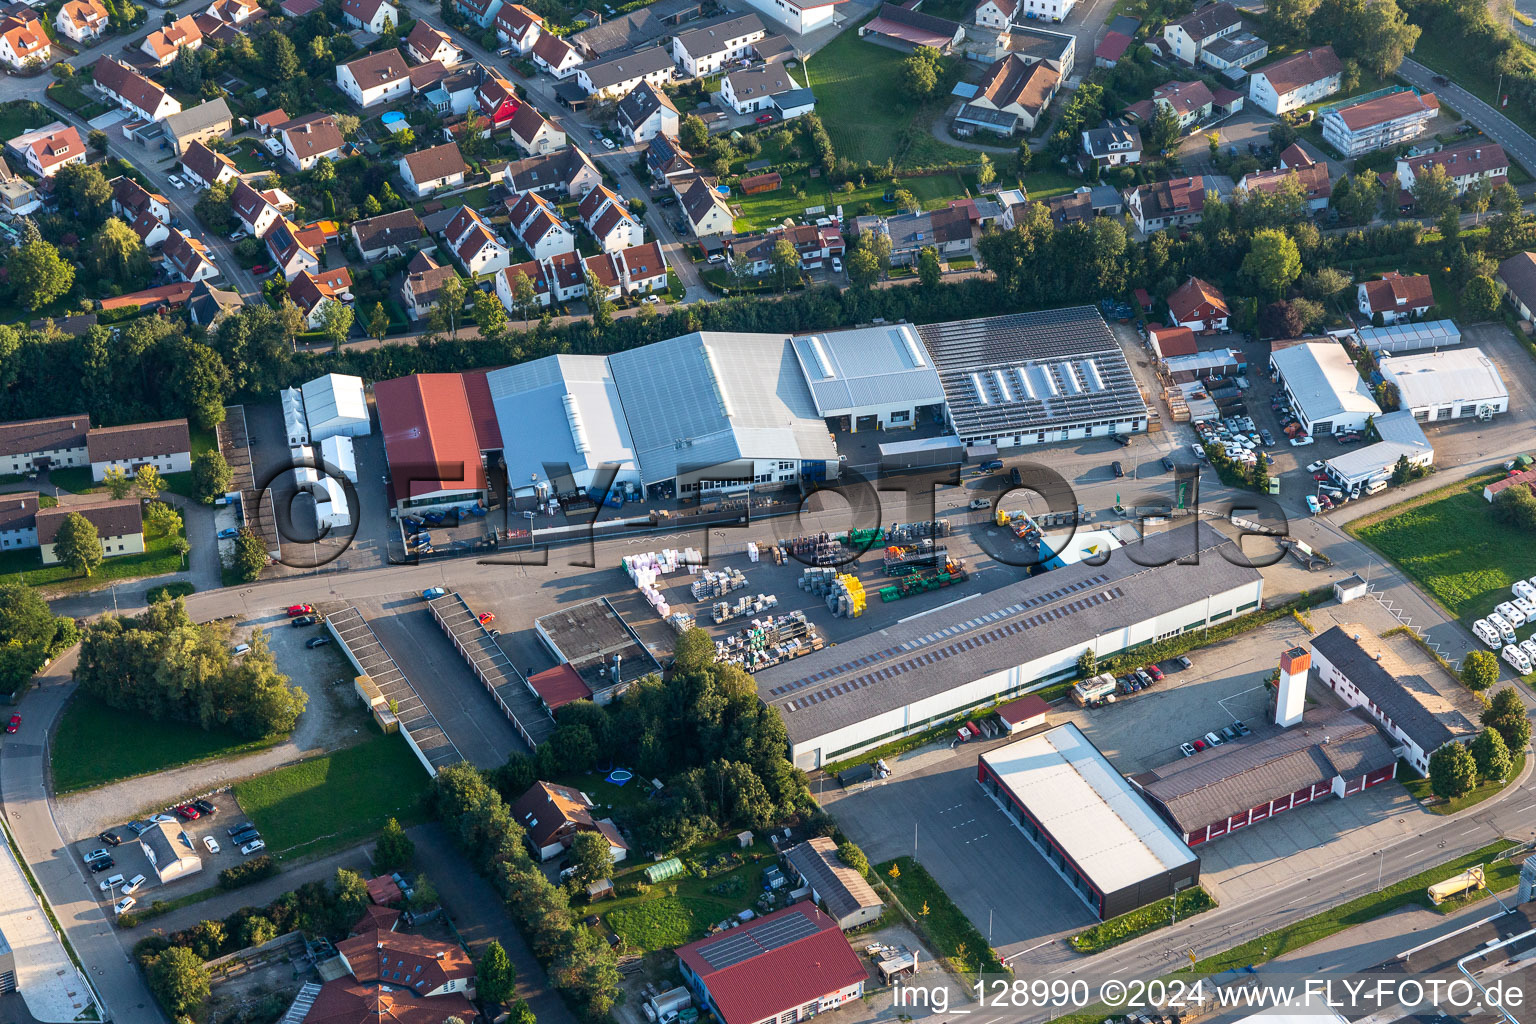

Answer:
[1428,866,1485,905]
[1283,539,1330,571]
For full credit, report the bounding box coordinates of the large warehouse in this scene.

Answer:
[1132,708,1397,847]
[375,372,500,512]
[1377,348,1509,422]
[978,723,1200,919]
[755,522,1264,768]
[917,307,1149,450]
[788,324,947,433]
[1269,341,1379,437]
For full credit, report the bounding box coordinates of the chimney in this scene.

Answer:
[1276,646,1309,728]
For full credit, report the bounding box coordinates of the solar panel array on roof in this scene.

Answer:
[696,910,821,970]
[918,308,1147,437]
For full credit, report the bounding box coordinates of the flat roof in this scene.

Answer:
[1269,341,1379,423]
[982,723,1198,894]
[486,354,636,485]
[755,521,1262,745]
[789,323,946,418]
[534,598,660,689]
[1379,347,1508,408]
[917,307,1148,438]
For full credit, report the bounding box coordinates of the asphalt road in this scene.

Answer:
[1400,58,1536,178]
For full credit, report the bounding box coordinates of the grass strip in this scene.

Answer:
[876,856,1008,980]
[1070,887,1216,954]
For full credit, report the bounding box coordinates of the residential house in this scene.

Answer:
[719,63,813,118]
[1162,1,1240,65]
[1198,29,1265,71]
[493,146,601,198]
[579,184,643,253]
[1497,251,1536,321]
[782,837,885,930]
[1093,30,1132,68]
[645,133,695,181]
[583,239,668,298]
[454,0,502,29]
[741,0,838,35]
[859,3,964,52]
[407,19,462,65]
[0,161,38,215]
[422,64,482,115]
[475,73,520,130]
[110,175,170,229]
[0,7,43,70]
[187,280,241,325]
[179,140,238,189]
[288,267,354,328]
[253,108,290,135]
[400,141,467,195]
[1148,80,1213,130]
[400,251,462,320]
[1238,146,1331,211]
[91,56,180,122]
[1031,187,1121,227]
[86,418,190,481]
[989,23,1074,77]
[495,257,554,313]
[1247,46,1341,115]
[1322,90,1438,158]
[0,492,38,552]
[854,206,971,266]
[505,191,575,260]
[494,1,542,52]
[17,125,84,177]
[677,175,733,237]
[726,221,843,273]
[337,50,412,108]
[265,218,322,280]
[531,32,581,78]
[1395,143,1507,198]
[230,180,292,237]
[161,98,233,155]
[350,208,426,261]
[1079,119,1141,169]
[1123,174,1231,233]
[671,12,765,76]
[0,414,89,476]
[340,0,397,32]
[617,80,678,143]
[1148,323,1198,359]
[509,101,565,154]
[1167,276,1229,332]
[279,0,320,15]
[316,924,477,1024]
[972,0,1015,29]
[511,781,630,862]
[576,46,674,99]
[204,0,259,24]
[140,14,201,66]
[956,53,1058,134]
[36,499,144,565]
[55,0,108,43]
[1357,271,1433,324]
[278,112,344,171]
[443,205,510,276]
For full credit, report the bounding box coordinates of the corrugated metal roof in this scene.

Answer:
[1379,348,1508,410]
[1269,341,1379,423]
[982,723,1198,894]
[301,373,369,433]
[486,354,636,484]
[789,324,945,417]
[374,373,486,498]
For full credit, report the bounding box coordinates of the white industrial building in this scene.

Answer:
[1269,341,1378,437]
[140,821,202,884]
[320,434,358,483]
[755,522,1263,768]
[1378,348,1508,422]
[788,324,947,434]
[302,373,371,440]
[1355,319,1459,355]
[916,307,1149,450]
[486,354,641,498]
[282,387,309,447]
[1322,410,1432,496]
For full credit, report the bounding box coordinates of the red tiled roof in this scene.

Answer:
[373,373,488,497]
[306,979,476,1024]
[99,281,194,311]
[1254,46,1341,96]
[1094,30,1131,61]
[675,904,868,1024]
[1402,142,1507,180]
[1148,323,1198,356]
[336,928,473,992]
[1333,90,1437,131]
[528,663,591,708]
[996,693,1050,725]
[1167,276,1229,323]
[1360,271,1433,314]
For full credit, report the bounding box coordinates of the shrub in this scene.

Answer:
[219,855,278,890]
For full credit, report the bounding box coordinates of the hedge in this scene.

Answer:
[219,854,278,890]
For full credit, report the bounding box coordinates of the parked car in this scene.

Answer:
[1143,664,1163,681]
[99,872,124,891]
[422,587,446,600]
[97,831,121,846]
[980,460,1003,472]
[1192,738,1206,751]
[82,848,110,864]
[306,636,332,648]
[1190,443,1207,460]
[1306,495,1321,515]
[176,804,200,820]
[601,137,616,149]
[1112,461,1124,477]
[291,615,316,627]
[203,836,220,854]
[831,256,843,274]
[229,229,248,241]
[755,113,774,124]
[90,858,116,873]
[1204,731,1224,747]
[1307,461,1326,473]
[167,175,185,189]
[1233,719,1251,736]
[121,874,146,896]
[968,498,990,510]
[286,603,313,616]
[1161,456,1175,471]
[1290,436,1315,447]
[227,822,257,837]
[114,896,136,916]
[240,839,266,856]
[231,643,251,657]
[1221,725,1238,742]
[478,612,496,625]
[1180,742,1197,757]
[1177,655,1193,670]
[5,713,18,733]
[217,527,239,539]
[192,799,216,816]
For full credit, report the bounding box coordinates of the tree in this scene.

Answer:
[917,246,942,289]
[232,527,267,582]
[88,129,108,152]
[1471,727,1511,782]
[976,152,996,187]
[1428,741,1478,799]
[54,163,112,225]
[195,179,238,235]
[363,193,383,217]
[1145,104,1181,154]
[835,839,870,877]
[510,270,539,324]
[90,217,151,288]
[409,877,439,912]
[318,301,354,349]
[1462,275,1500,321]
[1333,173,1382,226]
[847,247,880,288]
[472,288,506,338]
[901,45,943,98]
[366,301,390,341]
[172,341,231,432]
[1016,138,1032,175]
[144,501,179,539]
[373,817,415,873]
[477,942,516,1007]
[312,156,336,184]
[263,30,300,80]
[893,189,919,214]
[428,275,466,339]
[7,240,74,311]
[1076,648,1097,678]
[172,44,203,93]
[1461,650,1500,692]
[241,915,278,948]
[1259,300,1304,340]
[102,465,132,500]
[569,830,614,888]
[51,60,74,79]
[509,1000,537,1024]
[1268,0,1318,38]
[335,113,361,139]
[672,627,715,674]
[147,946,210,1016]
[770,237,801,291]
[585,271,614,329]
[1268,121,1298,151]
[1410,163,1457,219]
[678,114,708,152]
[1240,228,1302,301]
[1465,177,1494,224]
[135,464,162,502]
[191,449,232,504]
[1482,687,1531,753]
[53,512,101,578]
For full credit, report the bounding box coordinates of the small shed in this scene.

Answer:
[587,878,615,901]
[739,172,782,194]
[367,875,404,905]
[996,694,1050,734]
[1334,573,1369,603]
[736,831,754,848]
[645,857,685,883]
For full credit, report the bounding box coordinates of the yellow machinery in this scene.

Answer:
[1428,865,1485,905]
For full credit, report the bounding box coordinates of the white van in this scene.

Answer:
[1515,597,1536,620]
[121,874,146,896]
[1473,620,1502,648]
[1503,645,1532,675]
[99,873,124,892]
[1496,602,1527,628]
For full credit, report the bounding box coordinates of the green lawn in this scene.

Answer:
[805,28,978,170]
[45,80,110,119]
[52,697,285,794]
[598,836,775,953]
[47,468,100,494]
[732,172,965,232]
[877,856,1006,976]
[1349,471,1536,626]
[233,731,432,859]
[49,429,210,499]
[1402,751,1526,814]
[0,528,185,591]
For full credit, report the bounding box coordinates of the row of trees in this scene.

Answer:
[76,599,306,739]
